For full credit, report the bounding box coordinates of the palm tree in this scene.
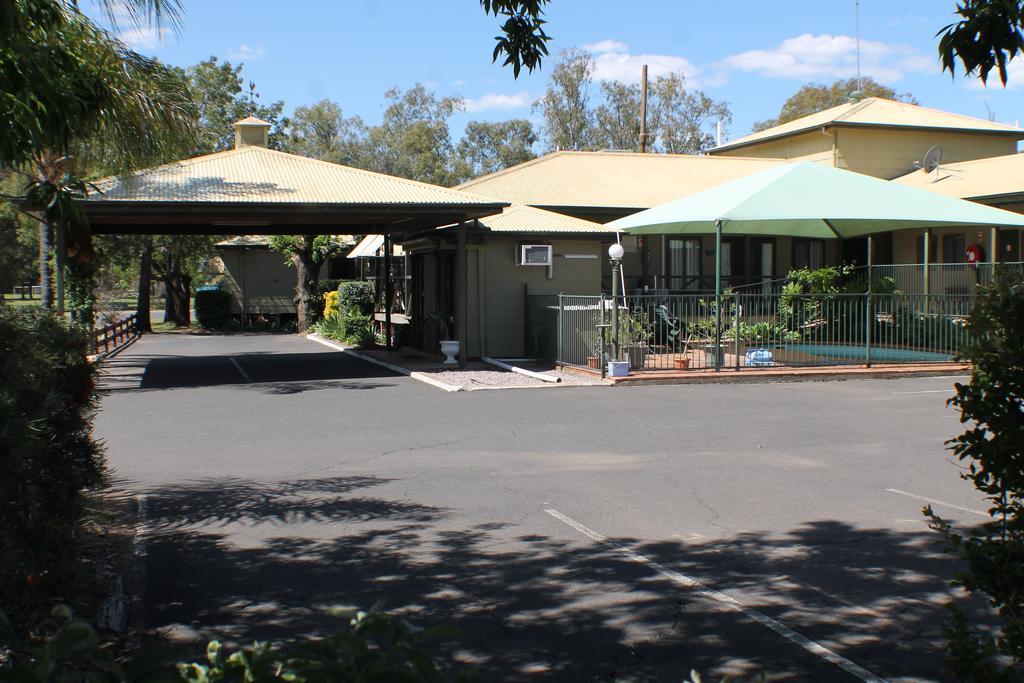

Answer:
[4,1,197,313]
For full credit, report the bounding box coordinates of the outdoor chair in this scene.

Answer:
[654,304,681,348]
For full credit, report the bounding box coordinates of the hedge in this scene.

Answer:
[195,289,233,329]
[0,309,105,631]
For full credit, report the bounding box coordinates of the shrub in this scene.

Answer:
[0,309,104,631]
[318,278,343,294]
[338,280,375,315]
[323,290,340,319]
[310,314,345,340]
[194,289,233,329]
[0,604,468,682]
[927,271,1024,681]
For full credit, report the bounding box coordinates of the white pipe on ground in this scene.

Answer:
[482,356,561,383]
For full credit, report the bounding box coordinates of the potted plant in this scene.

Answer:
[619,308,652,370]
[674,331,694,369]
[425,311,458,364]
[575,329,602,369]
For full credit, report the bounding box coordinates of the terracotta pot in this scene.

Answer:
[586,356,600,369]
[674,357,691,369]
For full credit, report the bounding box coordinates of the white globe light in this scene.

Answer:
[608,243,625,260]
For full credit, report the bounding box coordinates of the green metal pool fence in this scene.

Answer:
[556,292,973,372]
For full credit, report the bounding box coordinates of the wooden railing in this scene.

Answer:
[94,314,140,355]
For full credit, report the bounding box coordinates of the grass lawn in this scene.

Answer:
[1,297,41,308]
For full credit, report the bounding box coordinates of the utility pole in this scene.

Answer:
[855,0,863,93]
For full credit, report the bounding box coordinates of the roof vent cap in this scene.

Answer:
[232,116,271,149]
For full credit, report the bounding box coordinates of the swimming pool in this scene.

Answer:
[780,343,955,364]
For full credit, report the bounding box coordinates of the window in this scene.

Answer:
[668,238,701,290]
[793,239,825,270]
[942,234,966,263]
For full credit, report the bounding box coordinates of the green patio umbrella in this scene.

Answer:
[607,161,1024,368]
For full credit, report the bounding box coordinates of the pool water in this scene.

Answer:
[781,343,954,363]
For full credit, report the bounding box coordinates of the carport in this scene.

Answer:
[82,117,508,362]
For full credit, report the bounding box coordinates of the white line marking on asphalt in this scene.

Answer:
[884,489,987,518]
[891,389,953,395]
[230,357,253,383]
[544,508,887,683]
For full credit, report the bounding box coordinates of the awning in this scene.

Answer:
[347,234,384,258]
[347,234,405,258]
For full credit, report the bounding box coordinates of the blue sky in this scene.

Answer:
[95,0,1024,145]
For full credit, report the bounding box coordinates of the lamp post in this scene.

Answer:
[608,242,625,362]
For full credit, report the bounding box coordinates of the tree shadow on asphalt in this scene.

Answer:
[141,476,983,681]
[99,352,402,391]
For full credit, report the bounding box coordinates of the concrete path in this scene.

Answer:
[96,333,981,681]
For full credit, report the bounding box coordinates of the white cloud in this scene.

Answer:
[453,79,465,87]
[117,26,171,50]
[227,44,266,61]
[582,39,628,54]
[582,39,702,85]
[719,34,931,83]
[463,91,532,113]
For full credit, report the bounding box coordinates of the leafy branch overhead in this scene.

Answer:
[481,0,552,77]
[939,0,1024,86]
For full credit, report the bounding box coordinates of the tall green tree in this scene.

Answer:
[592,73,731,154]
[283,99,369,166]
[182,57,287,154]
[451,119,537,183]
[2,0,197,318]
[365,85,463,186]
[0,176,37,297]
[533,48,597,151]
[751,77,918,132]
[268,235,348,332]
[592,80,642,151]
[0,0,192,169]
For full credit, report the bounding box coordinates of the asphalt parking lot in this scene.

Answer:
[95,332,984,682]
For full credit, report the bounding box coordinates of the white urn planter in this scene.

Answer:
[439,339,460,365]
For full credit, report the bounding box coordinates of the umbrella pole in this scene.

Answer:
[865,235,873,368]
[714,220,722,372]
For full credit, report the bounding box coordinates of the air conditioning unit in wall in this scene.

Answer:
[519,244,553,266]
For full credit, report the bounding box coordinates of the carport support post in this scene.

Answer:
[714,220,722,372]
[991,226,998,281]
[384,233,393,351]
[457,220,467,367]
[865,234,873,368]
[922,228,931,299]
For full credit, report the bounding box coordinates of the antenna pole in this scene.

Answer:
[639,64,648,153]
[855,0,862,92]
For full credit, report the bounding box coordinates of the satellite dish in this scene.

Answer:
[922,145,943,173]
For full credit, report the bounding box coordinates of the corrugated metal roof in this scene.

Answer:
[455,151,784,210]
[472,204,613,233]
[713,97,1024,153]
[893,153,1024,200]
[89,146,501,205]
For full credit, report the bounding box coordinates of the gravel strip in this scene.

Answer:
[422,366,605,390]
